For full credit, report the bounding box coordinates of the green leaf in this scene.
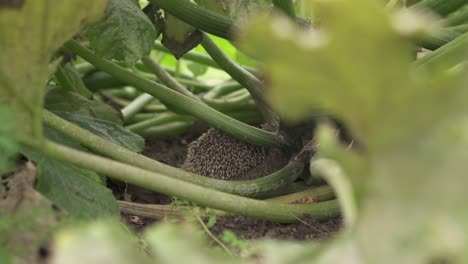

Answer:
[52,221,151,264]
[55,63,93,98]
[23,146,119,220]
[187,62,209,77]
[44,87,123,125]
[0,0,108,139]
[0,104,19,174]
[196,0,271,23]
[86,0,158,65]
[19,120,120,220]
[54,111,145,153]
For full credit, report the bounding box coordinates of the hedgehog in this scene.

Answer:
[183,128,287,181]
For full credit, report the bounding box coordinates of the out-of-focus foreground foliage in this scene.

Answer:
[1,0,468,263]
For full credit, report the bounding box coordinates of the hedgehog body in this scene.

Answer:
[183,128,269,180]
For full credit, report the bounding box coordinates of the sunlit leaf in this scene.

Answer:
[0,105,19,174]
[0,0,108,139]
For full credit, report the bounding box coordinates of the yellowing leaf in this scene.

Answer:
[0,0,108,139]
[238,0,468,153]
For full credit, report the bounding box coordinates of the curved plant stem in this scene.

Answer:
[202,82,255,111]
[141,56,201,102]
[273,0,297,19]
[121,93,154,121]
[153,42,258,74]
[119,201,185,219]
[410,0,468,16]
[414,31,468,70]
[416,27,461,50]
[450,23,468,33]
[64,40,284,147]
[139,121,193,139]
[43,110,293,197]
[149,0,235,39]
[126,112,191,132]
[201,35,279,130]
[23,138,340,223]
[119,186,334,219]
[443,5,468,26]
[309,158,356,227]
[85,70,212,91]
[267,185,335,204]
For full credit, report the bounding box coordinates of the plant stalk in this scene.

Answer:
[43,110,293,197]
[141,56,201,102]
[64,40,284,147]
[23,138,339,223]
[201,35,279,130]
[121,93,154,121]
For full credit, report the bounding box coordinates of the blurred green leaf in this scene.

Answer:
[238,0,468,153]
[239,0,468,263]
[44,87,123,125]
[144,223,238,263]
[52,221,151,264]
[86,0,158,65]
[187,62,209,77]
[0,105,19,174]
[0,0,108,139]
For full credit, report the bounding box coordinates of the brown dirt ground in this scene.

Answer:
[112,122,341,241]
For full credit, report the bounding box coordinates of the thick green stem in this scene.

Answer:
[201,35,279,130]
[84,70,212,91]
[410,0,468,16]
[416,27,461,50]
[43,110,294,197]
[150,0,235,39]
[121,93,154,121]
[202,82,255,111]
[24,139,339,223]
[64,40,284,147]
[153,42,258,74]
[443,4,468,26]
[414,31,468,70]
[126,112,191,132]
[272,0,297,19]
[267,186,335,204]
[139,121,193,139]
[449,23,468,32]
[141,56,201,102]
[309,158,356,227]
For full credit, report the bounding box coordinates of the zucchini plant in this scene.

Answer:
[1,0,468,263]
